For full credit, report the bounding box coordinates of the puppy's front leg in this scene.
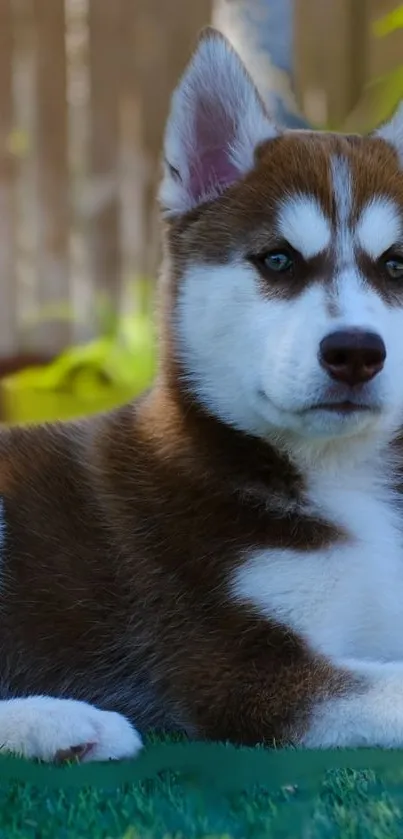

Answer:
[302,659,403,748]
[177,653,403,748]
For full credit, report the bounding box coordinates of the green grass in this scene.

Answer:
[1,740,403,838]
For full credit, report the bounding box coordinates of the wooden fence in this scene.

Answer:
[0,0,212,364]
[0,0,402,365]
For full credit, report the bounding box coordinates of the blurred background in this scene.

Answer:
[0,0,401,425]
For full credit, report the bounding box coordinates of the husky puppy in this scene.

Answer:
[1,30,403,761]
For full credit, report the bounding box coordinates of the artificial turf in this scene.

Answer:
[1,739,403,838]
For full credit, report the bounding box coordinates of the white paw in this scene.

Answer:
[0,696,143,762]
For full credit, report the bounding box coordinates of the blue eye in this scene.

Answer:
[259,251,294,274]
[265,252,293,272]
[249,248,295,277]
[385,257,403,280]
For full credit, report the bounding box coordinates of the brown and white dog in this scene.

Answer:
[2,29,403,761]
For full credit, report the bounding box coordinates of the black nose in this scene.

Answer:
[319,329,386,386]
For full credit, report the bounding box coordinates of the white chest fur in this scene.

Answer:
[230,463,403,663]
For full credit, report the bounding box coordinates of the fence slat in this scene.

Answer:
[88,0,122,320]
[33,0,70,354]
[120,0,213,280]
[295,0,368,128]
[0,0,17,357]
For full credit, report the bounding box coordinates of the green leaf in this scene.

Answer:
[371,66,403,121]
[373,5,403,37]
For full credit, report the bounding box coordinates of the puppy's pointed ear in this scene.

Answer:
[374,100,403,160]
[159,28,277,216]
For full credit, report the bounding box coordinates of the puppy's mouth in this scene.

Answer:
[305,401,377,415]
[256,388,383,419]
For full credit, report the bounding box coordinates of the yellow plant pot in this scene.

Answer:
[1,327,156,426]
[2,378,142,425]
